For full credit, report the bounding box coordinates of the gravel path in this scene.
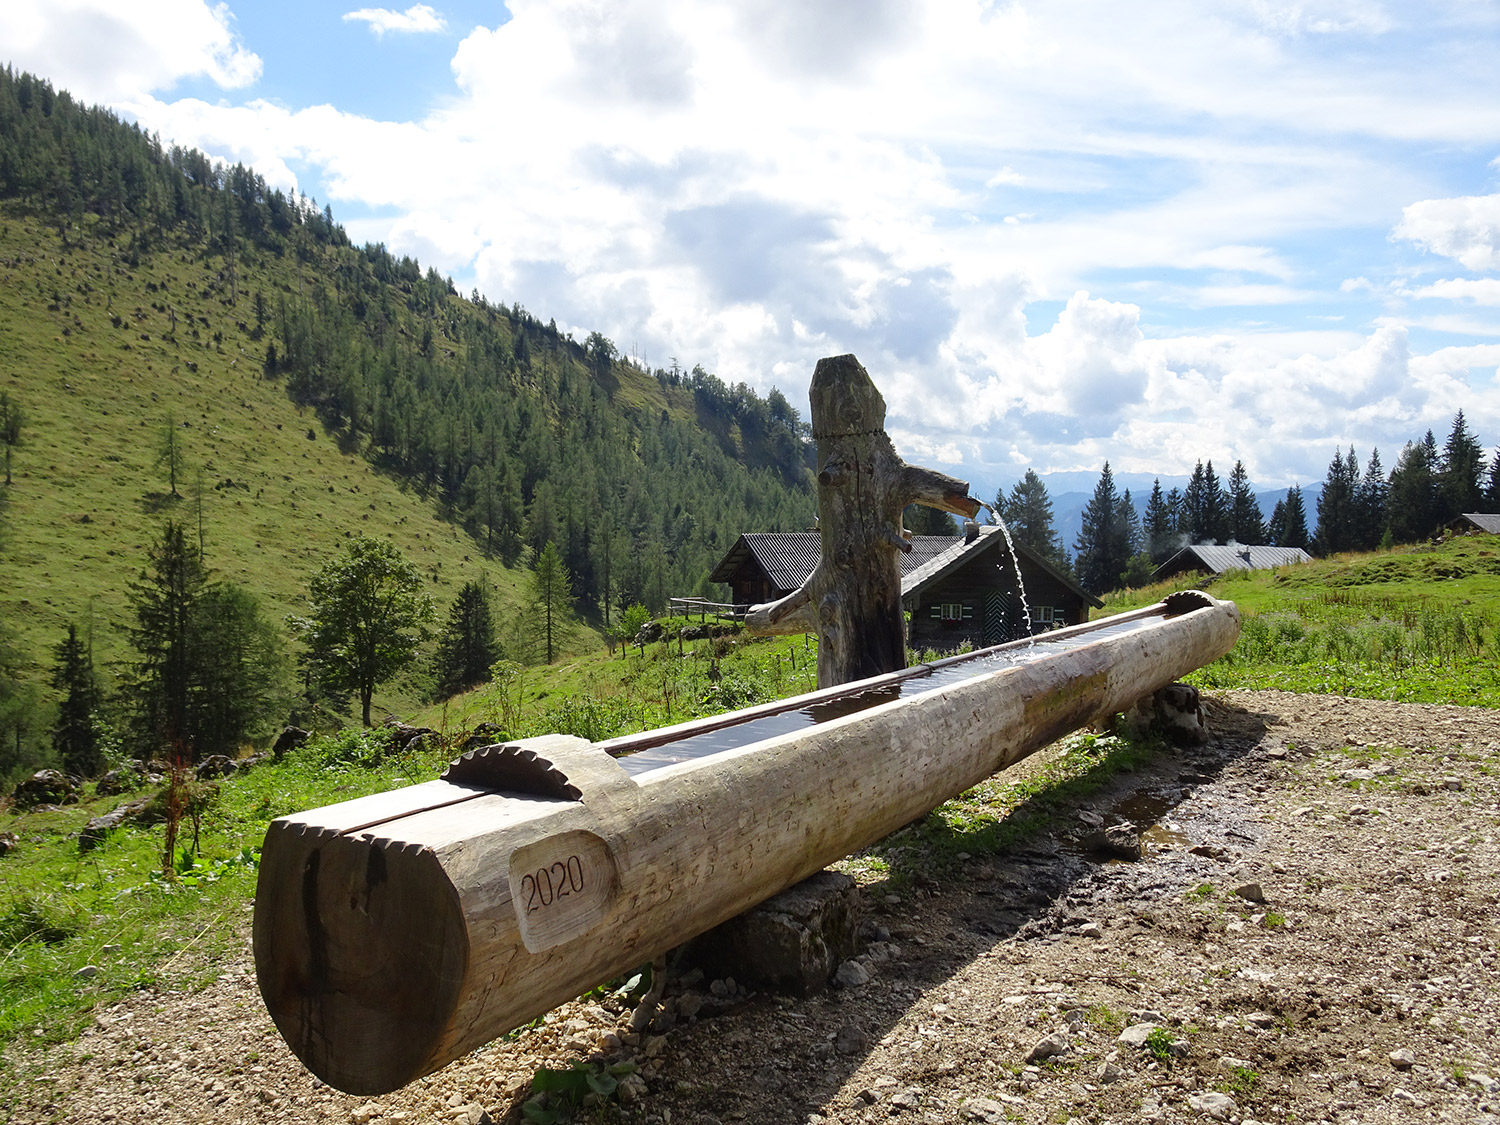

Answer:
[6,689,1499,1125]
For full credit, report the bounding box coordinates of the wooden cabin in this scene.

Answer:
[711,526,1099,650]
[900,525,1100,651]
[709,532,960,608]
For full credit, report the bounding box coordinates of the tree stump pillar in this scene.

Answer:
[747,354,981,687]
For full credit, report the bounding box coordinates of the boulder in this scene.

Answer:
[1125,682,1208,745]
[0,830,18,857]
[271,726,311,759]
[688,870,863,995]
[634,621,664,645]
[95,760,147,796]
[79,796,154,853]
[12,769,79,810]
[195,754,239,780]
[383,718,439,750]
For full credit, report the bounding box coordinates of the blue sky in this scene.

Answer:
[4,0,1499,496]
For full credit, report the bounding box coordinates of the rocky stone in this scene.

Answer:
[1095,1060,1121,1083]
[350,1102,385,1124]
[95,760,146,796]
[1084,823,1143,861]
[1187,1091,1236,1119]
[1233,882,1267,903]
[12,769,79,809]
[962,1097,1007,1122]
[1118,1023,1160,1048]
[1388,1048,1415,1069]
[383,719,438,750]
[835,1020,869,1055]
[834,959,870,988]
[74,965,101,980]
[79,797,153,853]
[194,755,238,780]
[1125,682,1208,745]
[634,621,664,645]
[0,831,17,857]
[271,726,311,759]
[1441,776,1464,791]
[889,1087,922,1110]
[1026,1032,1070,1063]
[1244,1012,1276,1029]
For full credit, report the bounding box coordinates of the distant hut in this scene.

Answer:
[1445,513,1500,537]
[1151,544,1312,583]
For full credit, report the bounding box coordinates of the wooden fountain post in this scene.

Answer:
[747,354,981,686]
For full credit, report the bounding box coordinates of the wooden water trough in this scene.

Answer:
[253,590,1239,1095]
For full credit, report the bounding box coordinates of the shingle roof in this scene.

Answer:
[709,532,981,591]
[900,526,1102,607]
[1152,544,1311,579]
[1452,512,1500,534]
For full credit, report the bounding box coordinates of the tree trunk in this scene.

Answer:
[747,355,981,687]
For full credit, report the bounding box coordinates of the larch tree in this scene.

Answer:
[527,540,578,665]
[296,536,435,727]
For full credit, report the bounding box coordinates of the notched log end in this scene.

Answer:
[442,743,583,800]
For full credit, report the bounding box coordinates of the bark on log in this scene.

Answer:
[746,354,981,687]
[254,593,1239,1095]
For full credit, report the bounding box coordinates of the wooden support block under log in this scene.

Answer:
[253,591,1240,1095]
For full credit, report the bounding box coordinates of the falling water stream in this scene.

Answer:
[980,505,1036,647]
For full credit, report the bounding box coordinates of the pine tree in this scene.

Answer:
[50,623,103,778]
[999,469,1068,570]
[155,412,189,498]
[1267,499,1287,546]
[527,541,579,664]
[434,580,501,698]
[1227,461,1266,544]
[125,520,206,757]
[1486,449,1500,507]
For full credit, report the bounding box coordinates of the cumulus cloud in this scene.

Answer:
[342,5,447,37]
[1394,193,1500,272]
[0,0,260,103]
[9,0,1500,488]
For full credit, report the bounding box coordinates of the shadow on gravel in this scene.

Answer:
[573,696,1279,1125]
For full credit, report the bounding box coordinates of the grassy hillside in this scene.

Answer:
[0,207,531,715]
[1099,535,1500,705]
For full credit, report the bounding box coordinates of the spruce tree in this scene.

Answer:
[1143,479,1177,564]
[999,469,1068,570]
[1439,410,1486,522]
[1280,486,1310,548]
[50,624,103,778]
[1313,446,1359,555]
[1387,435,1439,543]
[1227,461,1266,544]
[1267,499,1287,546]
[1354,448,1388,548]
[0,390,23,486]
[434,580,501,698]
[1073,463,1130,595]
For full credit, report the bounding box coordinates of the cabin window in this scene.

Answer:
[931,602,972,621]
[1030,605,1057,624]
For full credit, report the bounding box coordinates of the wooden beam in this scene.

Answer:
[746,354,982,687]
[254,593,1240,1095]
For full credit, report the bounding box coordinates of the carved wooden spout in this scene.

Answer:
[747,354,981,687]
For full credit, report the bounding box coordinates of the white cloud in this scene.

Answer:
[0,0,260,102]
[1394,193,1500,272]
[10,0,1500,488]
[343,5,447,36]
[1410,278,1500,306]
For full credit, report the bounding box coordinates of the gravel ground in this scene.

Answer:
[6,688,1499,1125]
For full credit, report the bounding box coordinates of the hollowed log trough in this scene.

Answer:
[253,591,1240,1095]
